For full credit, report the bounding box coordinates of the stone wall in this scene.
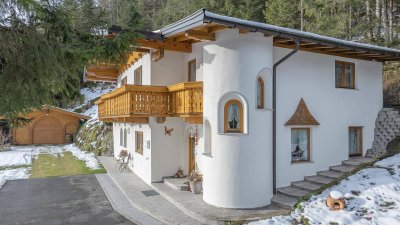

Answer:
[367,108,400,156]
[75,118,113,156]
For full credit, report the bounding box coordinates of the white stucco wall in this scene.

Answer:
[274,47,383,187]
[183,42,204,81]
[202,29,274,208]
[113,122,152,183]
[117,54,151,86]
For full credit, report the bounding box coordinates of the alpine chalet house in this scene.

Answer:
[89,9,400,209]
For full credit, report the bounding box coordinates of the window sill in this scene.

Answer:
[291,160,313,165]
[217,132,248,136]
[335,87,358,90]
[202,153,213,158]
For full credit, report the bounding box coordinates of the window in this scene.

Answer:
[123,128,127,148]
[257,77,264,109]
[224,99,244,133]
[291,128,310,162]
[349,127,362,156]
[120,128,123,146]
[335,61,355,89]
[134,66,142,85]
[188,59,196,82]
[204,119,212,156]
[121,77,127,86]
[135,131,144,154]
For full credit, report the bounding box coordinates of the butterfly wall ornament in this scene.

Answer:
[164,126,174,136]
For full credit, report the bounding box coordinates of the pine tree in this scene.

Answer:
[0,0,138,124]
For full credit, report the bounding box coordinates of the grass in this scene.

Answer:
[30,152,106,178]
[0,164,31,171]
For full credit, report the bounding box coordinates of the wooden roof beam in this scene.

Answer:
[137,39,192,53]
[185,30,215,41]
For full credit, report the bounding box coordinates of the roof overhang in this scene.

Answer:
[153,9,400,62]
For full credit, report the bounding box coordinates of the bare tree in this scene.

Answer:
[0,128,11,151]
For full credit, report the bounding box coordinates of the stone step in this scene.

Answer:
[330,165,356,173]
[342,157,374,167]
[277,186,309,198]
[304,175,334,185]
[163,177,189,191]
[317,170,342,179]
[271,194,298,210]
[291,181,321,192]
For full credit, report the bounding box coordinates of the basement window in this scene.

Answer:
[335,60,355,89]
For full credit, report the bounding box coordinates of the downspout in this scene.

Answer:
[272,39,300,194]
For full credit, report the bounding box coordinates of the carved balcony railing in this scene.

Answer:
[96,82,203,124]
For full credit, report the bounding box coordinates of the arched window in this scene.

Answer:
[224,99,244,133]
[257,77,264,109]
[120,128,123,146]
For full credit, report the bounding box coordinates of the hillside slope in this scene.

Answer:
[72,83,115,156]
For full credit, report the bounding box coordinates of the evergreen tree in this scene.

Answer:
[0,0,138,124]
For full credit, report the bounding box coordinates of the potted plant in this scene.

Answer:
[189,170,203,194]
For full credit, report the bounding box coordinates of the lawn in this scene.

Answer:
[30,152,106,178]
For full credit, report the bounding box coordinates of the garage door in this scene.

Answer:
[32,117,64,144]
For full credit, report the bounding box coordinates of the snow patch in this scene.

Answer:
[64,144,101,170]
[250,154,400,225]
[0,168,30,188]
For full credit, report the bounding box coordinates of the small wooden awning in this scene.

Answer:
[285,98,319,126]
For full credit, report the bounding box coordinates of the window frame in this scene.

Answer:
[290,128,311,162]
[224,99,244,133]
[257,77,265,109]
[135,131,144,154]
[188,59,196,82]
[134,66,142,85]
[348,126,363,157]
[335,60,355,89]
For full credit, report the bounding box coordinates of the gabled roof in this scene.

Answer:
[285,99,319,126]
[0,106,90,120]
[140,9,400,61]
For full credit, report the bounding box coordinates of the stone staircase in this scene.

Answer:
[271,157,374,209]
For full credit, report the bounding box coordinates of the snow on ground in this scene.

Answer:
[65,144,100,169]
[249,154,400,225]
[0,145,101,188]
[0,168,30,188]
[69,83,115,118]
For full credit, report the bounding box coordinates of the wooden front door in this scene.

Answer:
[349,127,363,157]
[188,136,195,174]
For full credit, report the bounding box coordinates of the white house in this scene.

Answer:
[91,9,400,209]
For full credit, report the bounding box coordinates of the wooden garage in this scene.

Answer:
[10,106,90,145]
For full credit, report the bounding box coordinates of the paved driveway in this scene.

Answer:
[0,175,135,225]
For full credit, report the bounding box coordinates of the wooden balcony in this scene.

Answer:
[96,82,203,124]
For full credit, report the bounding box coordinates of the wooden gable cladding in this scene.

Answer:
[285,98,320,126]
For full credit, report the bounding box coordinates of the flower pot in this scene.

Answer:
[189,181,202,194]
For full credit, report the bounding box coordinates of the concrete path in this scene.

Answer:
[96,173,165,225]
[98,156,206,225]
[0,175,134,225]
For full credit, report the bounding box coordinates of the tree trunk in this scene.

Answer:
[388,0,393,43]
[300,0,304,31]
[376,0,381,39]
[382,0,389,44]
[366,0,374,40]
